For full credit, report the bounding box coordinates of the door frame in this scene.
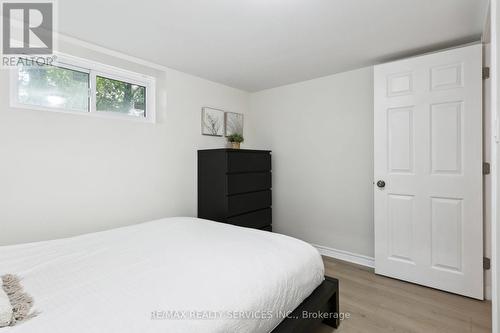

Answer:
[489,0,499,331]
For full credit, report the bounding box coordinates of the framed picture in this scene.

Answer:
[201,107,224,136]
[225,112,244,136]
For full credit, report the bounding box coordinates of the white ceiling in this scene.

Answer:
[58,0,489,92]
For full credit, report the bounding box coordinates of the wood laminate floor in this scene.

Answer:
[314,257,491,333]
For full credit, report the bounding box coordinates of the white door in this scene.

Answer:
[374,44,483,299]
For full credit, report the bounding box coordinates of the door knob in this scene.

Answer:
[376,180,386,188]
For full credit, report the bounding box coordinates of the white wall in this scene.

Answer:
[250,67,375,257]
[0,38,251,245]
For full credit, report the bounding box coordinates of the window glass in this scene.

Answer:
[96,76,146,117]
[17,64,89,112]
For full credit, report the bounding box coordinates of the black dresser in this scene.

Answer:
[198,149,272,231]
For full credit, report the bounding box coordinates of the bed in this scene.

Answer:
[0,217,339,332]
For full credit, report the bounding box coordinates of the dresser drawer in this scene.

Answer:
[227,190,271,216]
[226,208,272,229]
[227,152,271,173]
[227,172,271,195]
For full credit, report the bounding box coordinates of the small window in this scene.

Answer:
[10,55,156,122]
[17,64,89,112]
[96,76,146,117]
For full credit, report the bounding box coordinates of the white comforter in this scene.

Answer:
[0,217,324,333]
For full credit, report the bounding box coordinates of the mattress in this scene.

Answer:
[0,217,324,333]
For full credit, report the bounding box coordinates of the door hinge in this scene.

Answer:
[484,257,491,270]
[483,67,490,80]
[483,162,491,175]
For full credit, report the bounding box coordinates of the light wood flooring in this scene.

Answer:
[313,257,491,333]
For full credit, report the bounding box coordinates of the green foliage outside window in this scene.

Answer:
[17,64,147,118]
[96,76,146,117]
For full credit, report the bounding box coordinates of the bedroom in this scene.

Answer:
[0,0,497,332]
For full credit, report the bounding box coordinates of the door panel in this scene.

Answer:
[431,197,463,272]
[374,44,483,299]
[388,194,415,263]
[430,102,463,174]
[388,107,414,173]
[430,63,463,90]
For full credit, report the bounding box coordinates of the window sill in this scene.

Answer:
[9,102,156,123]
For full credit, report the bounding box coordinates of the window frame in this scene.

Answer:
[9,53,156,123]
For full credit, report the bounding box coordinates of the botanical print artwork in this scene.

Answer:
[201,107,224,136]
[225,112,244,136]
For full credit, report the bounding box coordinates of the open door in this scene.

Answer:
[374,44,484,299]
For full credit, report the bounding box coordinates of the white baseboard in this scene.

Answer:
[312,244,375,268]
[313,244,492,301]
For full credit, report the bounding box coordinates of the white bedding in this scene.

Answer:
[0,217,324,333]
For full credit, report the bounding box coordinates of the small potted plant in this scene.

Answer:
[227,133,244,149]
